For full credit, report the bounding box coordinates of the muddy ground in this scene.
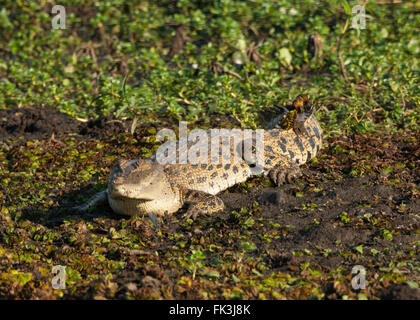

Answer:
[0,107,419,300]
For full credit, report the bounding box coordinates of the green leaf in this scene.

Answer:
[241,241,257,251]
[370,249,380,255]
[191,249,206,260]
[406,281,418,289]
[252,269,263,277]
[243,218,255,228]
[278,48,292,66]
[232,274,240,283]
[342,0,351,16]
[205,270,220,278]
[357,293,368,300]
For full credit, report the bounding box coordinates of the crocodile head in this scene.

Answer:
[108,159,170,201]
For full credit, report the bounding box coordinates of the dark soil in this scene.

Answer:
[0,107,127,142]
[0,107,418,300]
[0,108,81,141]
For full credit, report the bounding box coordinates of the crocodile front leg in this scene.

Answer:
[269,163,302,186]
[74,190,108,213]
[180,189,225,220]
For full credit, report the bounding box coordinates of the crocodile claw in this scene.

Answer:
[269,166,302,186]
[182,208,200,220]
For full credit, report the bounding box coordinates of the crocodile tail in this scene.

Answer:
[74,190,108,212]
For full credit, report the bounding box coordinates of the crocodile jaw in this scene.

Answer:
[107,177,182,216]
[108,191,182,216]
[107,159,182,216]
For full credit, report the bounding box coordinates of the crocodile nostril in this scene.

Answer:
[111,177,125,186]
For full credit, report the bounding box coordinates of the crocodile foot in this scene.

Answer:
[182,189,225,220]
[269,164,302,186]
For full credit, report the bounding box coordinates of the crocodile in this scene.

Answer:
[76,95,323,219]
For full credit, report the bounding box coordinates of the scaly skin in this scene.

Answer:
[77,95,323,219]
